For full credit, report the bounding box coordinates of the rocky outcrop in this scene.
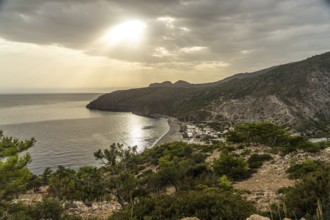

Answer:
[180,214,291,220]
[17,188,121,219]
[179,217,200,220]
[67,200,121,219]
[246,214,270,220]
[207,95,295,126]
[246,215,292,220]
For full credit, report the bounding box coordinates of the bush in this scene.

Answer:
[317,141,330,150]
[48,166,106,202]
[226,122,322,154]
[286,159,324,179]
[140,142,197,166]
[31,198,65,220]
[109,188,255,220]
[247,154,273,169]
[4,198,65,220]
[226,122,288,146]
[273,164,330,219]
[212,152,251,181]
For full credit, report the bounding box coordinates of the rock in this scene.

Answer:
[180,218,200,220]
[91,203,99,211]
[73,201,85,209]
[246,214,270,220]
[102,203,110,209]
[282,218,292,220]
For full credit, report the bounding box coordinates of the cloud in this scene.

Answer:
[157,17,176,29]
[153,47,173,57]
[194,61,231,70]
[180,47,207,54]
[0,0,330,85]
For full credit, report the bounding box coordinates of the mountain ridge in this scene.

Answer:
[87,52,330,134]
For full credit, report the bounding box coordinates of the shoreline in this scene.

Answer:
[154,117,182,146]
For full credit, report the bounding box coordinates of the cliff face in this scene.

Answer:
[87,52,330,133]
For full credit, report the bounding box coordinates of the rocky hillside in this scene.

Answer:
[87,52,330,133]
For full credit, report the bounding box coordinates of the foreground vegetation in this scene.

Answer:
[0,122,329,219]
[272,162,330,219]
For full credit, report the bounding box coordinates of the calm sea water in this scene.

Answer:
[0,94,169,174]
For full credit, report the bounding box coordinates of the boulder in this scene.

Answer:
[246,214,270,220]
[180,218,200,220]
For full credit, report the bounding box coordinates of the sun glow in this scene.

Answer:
[103,20,147,46]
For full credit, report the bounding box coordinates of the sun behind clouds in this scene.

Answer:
[103,20,147,46]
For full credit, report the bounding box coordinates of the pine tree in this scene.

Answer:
[0,130,35,202]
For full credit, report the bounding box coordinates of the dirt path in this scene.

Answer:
[234,148,330,211]
[234,155,294,211]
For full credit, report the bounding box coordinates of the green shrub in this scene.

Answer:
[48,166,107,202]
[247,154,273,169]
[140,142,200,166]
[109,188,254,220]
[212,152,251,181]
[226,122,322,154]
[226,122,288,146]
[241,148,252,156]
[273,164,330,219]
[191,152,206,163]
[4,198,65,220]
[286,159,324,179]
[31,198,65,220]
[317,141,330,150]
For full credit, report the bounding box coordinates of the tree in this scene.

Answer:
[94,143,138,208]
[226,122,321,154]
[226,122,288,146]
[48,166,77,200]
[0,130,35,202]
[48,166,106,202]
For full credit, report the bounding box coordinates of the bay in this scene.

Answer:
[0,94,169,174]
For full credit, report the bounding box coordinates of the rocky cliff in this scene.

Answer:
[87,52,330,133]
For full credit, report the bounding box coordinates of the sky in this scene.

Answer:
[0,0,330,93]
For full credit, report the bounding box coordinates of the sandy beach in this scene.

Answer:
[155,117,182,146]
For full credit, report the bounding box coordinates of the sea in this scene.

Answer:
[0,94,169,174]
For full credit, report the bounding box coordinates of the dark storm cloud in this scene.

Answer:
[0,0,330,70]
[0,0,117,48]
[0,0,5,10]
[0,0,179,46]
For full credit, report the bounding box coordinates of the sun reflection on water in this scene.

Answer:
[128,115,145,151]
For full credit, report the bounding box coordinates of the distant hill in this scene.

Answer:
[87,52,330,134]
[149,80,192,88]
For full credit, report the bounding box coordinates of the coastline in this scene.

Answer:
[154,117,182,146]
